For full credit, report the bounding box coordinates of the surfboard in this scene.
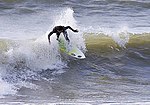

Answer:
[58,37,85,59]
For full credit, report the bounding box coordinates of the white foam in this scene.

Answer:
[0,68,18,98]
[4,39,65,71]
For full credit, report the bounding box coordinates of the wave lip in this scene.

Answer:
[84,32,150,53]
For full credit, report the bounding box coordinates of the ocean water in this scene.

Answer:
[0,0,150,104]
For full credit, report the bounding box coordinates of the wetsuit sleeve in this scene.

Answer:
[65,26,78,32]
[48,31,54,43]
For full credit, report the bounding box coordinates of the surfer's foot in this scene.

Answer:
[67,39,70,43]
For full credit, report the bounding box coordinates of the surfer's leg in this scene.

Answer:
[56,33,60,41]
[63,31,70,42]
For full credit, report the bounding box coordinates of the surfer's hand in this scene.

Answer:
[74,29,78,32]
[49,40,51,44]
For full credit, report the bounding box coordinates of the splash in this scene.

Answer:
[54,8,77,27]
[112,26,130,48]
[4,39,65,71]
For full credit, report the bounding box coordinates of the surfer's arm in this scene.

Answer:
[48,31,54,44]
[65,26,78,32]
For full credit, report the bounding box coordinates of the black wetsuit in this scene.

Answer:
[48,26,78,43]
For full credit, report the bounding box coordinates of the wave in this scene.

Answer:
[0,31,149,103]
[0,32,149,67]
[83,32,150,72]
[84,32,150,53]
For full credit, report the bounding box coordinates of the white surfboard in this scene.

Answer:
[58,37,85,59]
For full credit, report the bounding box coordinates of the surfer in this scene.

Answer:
[48,26,78,43]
